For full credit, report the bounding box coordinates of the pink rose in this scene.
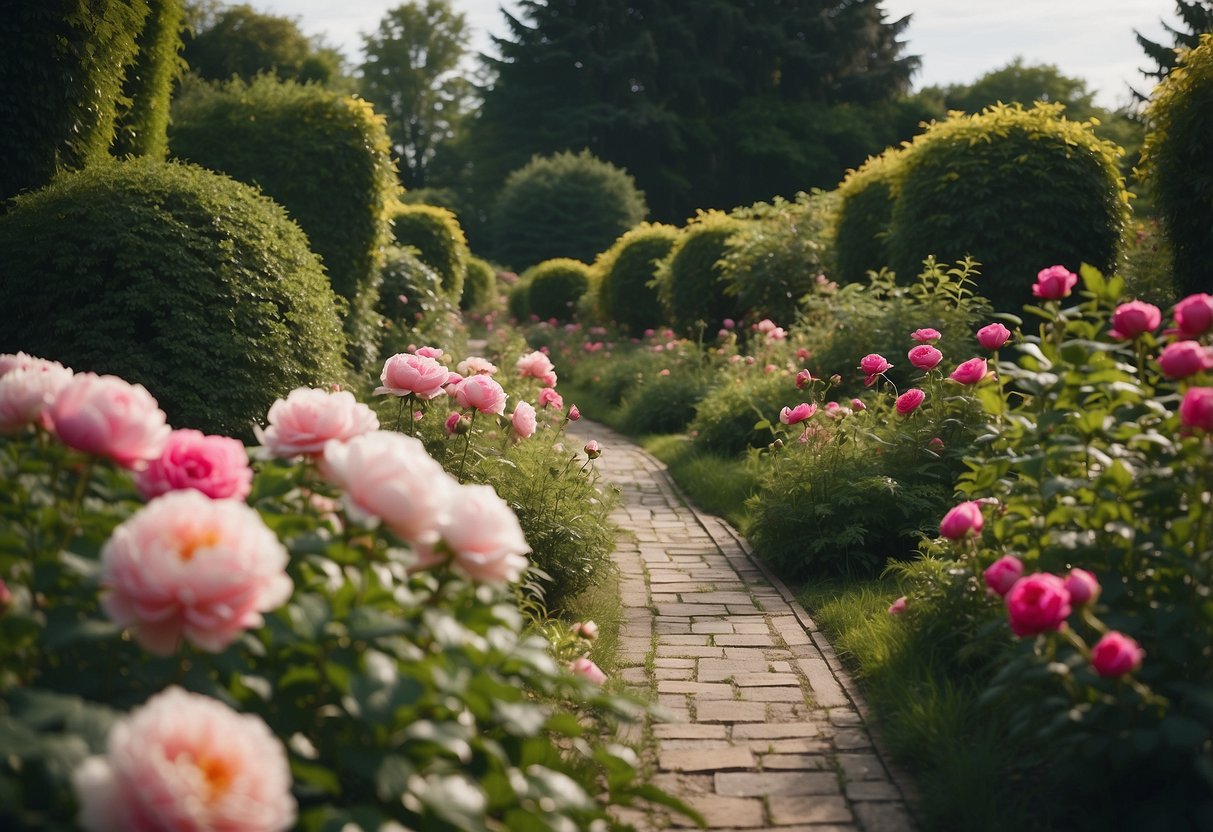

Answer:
[568,404,581,421]
[767,327,787,341]
[456,356,498,376]
[1180,387,1213,431]
[322,431,454,544]
[851,398,866,411]
[584,440,602,459]
[375,352,449,400]
[100,491,292,654]
[414,346,444,359]
[908,345,942,371]
[756,319,776,334]
[779,402,817,425]
[0,351,48,376]
[538,387,564,410]
[1090,631,1145,677]
[911,328,942,343]
[860,353,892,387]
[1174,293,1213,337]
[453,374,507,415]
[0,578,11,614]
[1005,573,1072,637]
[887,596,907,616]
[977,323,1011,350]
[939,500,984,539]
[1032,265,1078,300]
[949,357,988,385]
[1063,568,1101,606]
[795,369,813,389]
[569,656,607,685]
[984,555,1024,597]
[1158,341,1213,379]
[928,437,944,450]
[444,411,462,435]
[255,387,379,459]
[571,620,599,640]
[414,483,530,583]
[895,389,925,415]
[1109,301,1162,340]
[72,687,296,832]
[136,430,252,501]
[722,319,735,330]
[516,350,556,381]
[511,401,537,440]
[47,373,171,469]
[0,357,74,433]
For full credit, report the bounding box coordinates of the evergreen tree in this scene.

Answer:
[1135,1,1213,101]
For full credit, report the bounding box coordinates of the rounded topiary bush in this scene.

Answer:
[490,150,648,271]
[1141,33,1213,295]
[655,211,747,337]
[834,147,905,284]
[522,258,592,323]
[593,223,678,336]
[389,202,469,301]
[689,370,791,457]
[507,277,532,322]
[461,255,498,311]
[887,103,1129,313]
[0,158,346,438]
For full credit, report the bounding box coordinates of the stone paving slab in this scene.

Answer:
[569,421,916,832]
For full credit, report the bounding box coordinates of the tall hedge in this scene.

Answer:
[834,147,905,284]
[114,0,185,159]
[169,76,399,367]
[887,103,1129,312]
[0,159,346,438]
[1141,34,1213,295]
[655,211,746,337]
[461,256,497,312]
[0,0,149,202]
[593,223,678,336]
[523,259,592,323]
[389,203,468,301]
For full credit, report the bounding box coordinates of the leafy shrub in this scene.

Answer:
[389,202,469,301]
[593,223,678,335]
[114,0,185,159]
[689,368,791,457]
[0,0,148,201]
[461,255,498,311]
[181,3,340,85]
[375,245,468,359]
[523,259,592,323]
[170,75,398,366]
[655,211,747,337]
[507,276,533,322]
[490,150,648,271]
[1140,33,1213,296]
[1121,218,1176,308]
[887,103,1129,313]
[619,371,712,435]
[0,158,346,438]
[834,146,905,284]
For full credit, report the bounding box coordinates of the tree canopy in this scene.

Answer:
[1135,0,1213,100]
[182,3,343,86]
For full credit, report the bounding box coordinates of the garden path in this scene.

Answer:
[566,420,918,832]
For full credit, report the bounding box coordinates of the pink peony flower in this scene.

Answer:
[0,357,74,433]
[939,500,984,539]
[949,357,988,385]
[1174,293,1213,337]
[895,389,925,415]
[1158,341,1213,379]
[538,387,564,410]
[255,387,379,459]
[851,398,866,411]
[795,369,813,389]
[452,374,507,415]
[977,323,1012,350]
[100,491,292,654]
[72,686,296,832]
[908,345,943,371]
[722,318,735,330]
[516,350,556,381]
[414,346,444,359]
[568,404,581,421]
[414,483,530,583]
[887,596,907,616]
[911,328,941,343]
[569,656,607,684]
[779,402,817,425]
[456,356,498,376]
[1109,301,1162,340]
[1032,265,1079,300]
[47,373,171,468]
[444,411,462,435]
[1090,631,1146,677]
[1005,573,1072,637]
[375,352,449,400]
[984,555,1024,597]
[1063,568,1101,606]
[511,401,537,440]
[0,351,48,377]
[1180,387,1213,431]
[860,354,892,387]
[584,440,602,459]
[767,326,787,341]
[136,430,253,502]
[571,620,599,640]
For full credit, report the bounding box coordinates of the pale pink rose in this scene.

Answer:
[414,483,530,583]
[569,656,607,684]
[1109,301,1162,340]
[1005,573,1071,637]
[1180,387,1213,431]
[100,491,292,654]
[1090,631,1145,677]
[908,345,942,371]
[949,357,988,385]
[767,327,787,341]
[795,369,813,389]
[516,350,556,381]
[779,402,817,425]
[851,398,866,411]
[939,500,984,539]
[1063,568,1101,606]
[453,374,507,415]
[72,687,296,832]
[511,401,537,440]
[1174,293,1213,337]
[911,328,941,343]
[888,596,907,616]
[444,371,464,387]
[568,404,581,421]
[375,352,449,400]
[321,431,454,545]
[984,555,1024,597]
[860,354,892,387]
[538,387,564,410]
[48,373,171,468]
[254,387,378,459]
[977,323,1012,350]
[1032,265,1078,300]
[457,356,498,376]
[0,358,74,432]
[414,346,444,359]
[895,389,925,415]
[1158,341,1213,379]
[756,319,776,334]
[571,620,599,640]
[584,440,602,459]
[0,351,46,376]
[444,411,463,435]
[136,430,252,501]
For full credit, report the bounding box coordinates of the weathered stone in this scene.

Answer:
[695,700,767,723]
[758,753,830,771]
[653,723,727,740]
[658,681,734,698]
[733,672,800,687]
[659,745,755,772]
[731,723,821,740]
[768,795,853,825]
[838,753,885,781]
[715,771,841,797]
[845,781,902,801]
[851,801,915,832]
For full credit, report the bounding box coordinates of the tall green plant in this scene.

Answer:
[834,146,904,284]
[114,0,185,159]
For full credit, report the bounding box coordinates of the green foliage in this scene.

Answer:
[1121,219,1176,308]
[834,146,905,284]
[507,276,533,322]
[522,259,592,323]
[181,3,342,85]
[389,202,469,300]
[0,158,346,439]
[1134,0,1213,98]
[114,0,186,159]
[170,75,399,367]
[1140,33,1213,295]
[592,223,678,336]
[375,245,468,360]
[941,57,1098,118]
[655,211,747,337]
[0,0,149,202]
[461,255,498,312]
[490,150,648,271]
[688,368,790,457]
[888,103,1130,314]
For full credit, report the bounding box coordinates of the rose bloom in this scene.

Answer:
[795,369,813,389]
[851,398,866,411]
[859,353,893,375]
[1063,568,1101,606]
[779,402,817,425]
[321,431,454,545]
[414,346,444,359]
[977,323,1012,350]
[928,437,944,450]
[48,373,171,468]
[375,352,449,399]
[72,687,296,832]
[0,351,48,376]
[568,404,581,421]
[457,356,498,376]
[1174,293,1213,337]
[255,387,379,458]
[1090,631,1146,678]
[0,357,74,433]
[895,388,925,415]
[1032,265,1079,300]
[414,483,530,583]
[908,344,943,371]
[538,387,564,410]
[0,578,11,613]
[516,350,556,381]
[887,596,907,616]
[1005,573,1072,637]
[984,555,1024,597]
[939,500,984,539]
[1158,341,1213,379]
[1180,387,1213,431]
[511,401,537,440]
[569,656,607,685]
[452,374,507,415]
[571,620,599,640]
[100,491,292,654]
[948,357,987,385]
[1109,300,1162,340]
[911,328,942,343]
[444,411,463,435]
[584,439,602,459]
[136,429,253,501]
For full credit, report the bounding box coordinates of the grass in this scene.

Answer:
[561,560,627,678]
[641,434,757,529]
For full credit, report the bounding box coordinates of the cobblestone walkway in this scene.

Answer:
[567,420,917,832]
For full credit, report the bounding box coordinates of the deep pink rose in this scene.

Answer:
[72,687,296,832]
[511,401,537,439]
[1158,341,1213,379]
[255,387,379,458]
[136,430,252,501]
[928,436,944,450]
[1174,293,1213,337]
[949,357,988,385]
[1109,301,1162,340]
[100,491,292,655]
[569,656,607,684]
[444,411,462,435]
[1180,387,1213,431]
[1005,573,1072,637]
[1032,265,1079,300]
[887,596,907,616]
[48,373,171,468]
[779,402,817,425]
[977,323,1012,350]
[895,389,926,415]
[939,500,984,539]
[908,345,943,371]
[453,375,507,415]
[538,387,564,410]
[911,328,942,343]
[1090,631,1145,677]
[1063,568,1101,606]
[568,404,581,421]
[375,352,449,400]
[984,555,1024,597]
[414,483,530,583]
[860,353,893,375]
[0,578,11,614]
[0,357,73,433]
[851,398,866,411]
[795,369,813,389]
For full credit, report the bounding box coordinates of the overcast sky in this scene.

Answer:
[257,0,1181,109]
